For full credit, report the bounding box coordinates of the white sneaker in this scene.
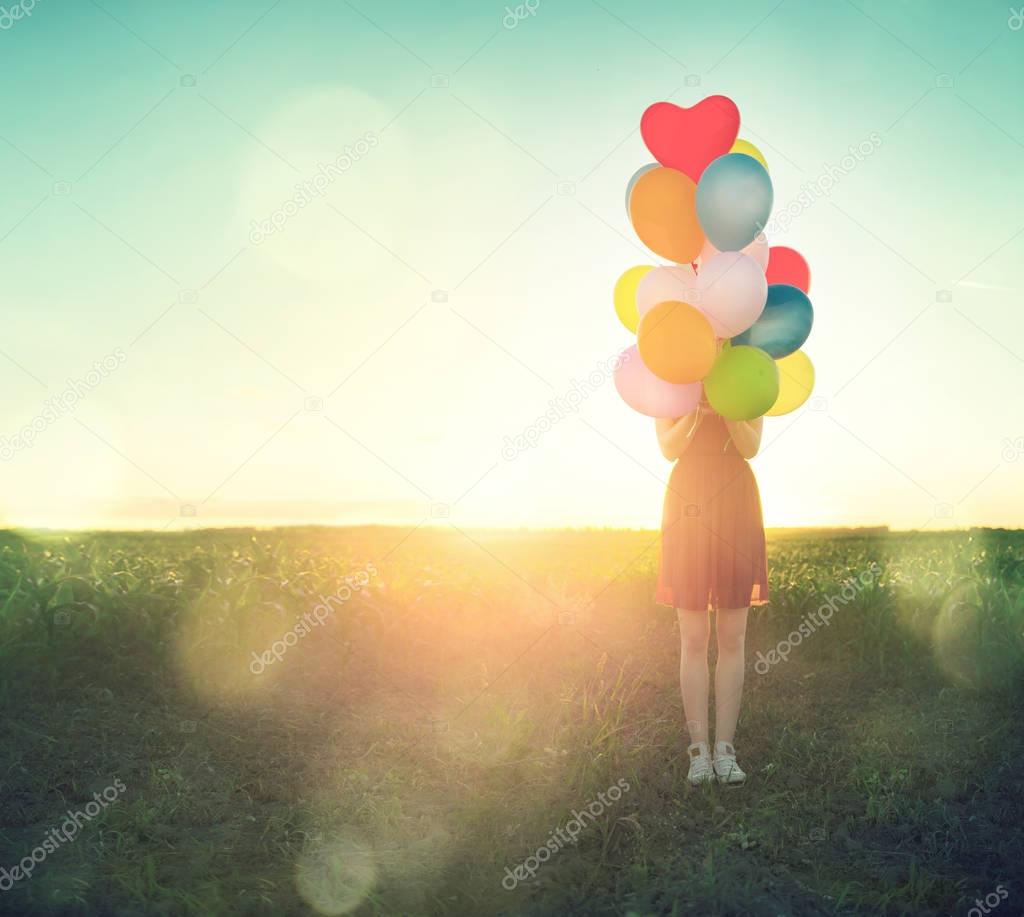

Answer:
[713,741,747,784]
[687,742,714,785]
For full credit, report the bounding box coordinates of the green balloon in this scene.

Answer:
[704,345,779,421]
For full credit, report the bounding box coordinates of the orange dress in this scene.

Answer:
[656,409,769,611]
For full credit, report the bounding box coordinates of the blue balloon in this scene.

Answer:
[696,153,773,251]
[731,284,813,358]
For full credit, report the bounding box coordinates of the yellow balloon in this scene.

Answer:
[730,139,768,172]
[767,350,815,416]
[613,265,654,333]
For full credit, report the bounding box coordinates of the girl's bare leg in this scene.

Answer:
[714,607,749,745]
[677,609,711,744]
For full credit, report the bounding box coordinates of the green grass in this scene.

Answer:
[0,526,1022,915]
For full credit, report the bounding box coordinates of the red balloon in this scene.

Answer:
[640,96,740,183]
[766,246,811,293]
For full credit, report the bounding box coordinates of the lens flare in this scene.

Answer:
[295,830,377,916]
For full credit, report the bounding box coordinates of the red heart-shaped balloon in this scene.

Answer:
[766,246,811,293]
[640,97,740,182]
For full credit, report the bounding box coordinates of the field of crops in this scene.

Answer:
[1,526,1022,916]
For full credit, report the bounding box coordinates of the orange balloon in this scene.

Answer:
[637,300,716,384]
[629,166,705,264]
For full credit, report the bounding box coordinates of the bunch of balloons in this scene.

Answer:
[613,95,816,421]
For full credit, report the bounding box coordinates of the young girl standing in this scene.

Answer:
[655,397,768,784]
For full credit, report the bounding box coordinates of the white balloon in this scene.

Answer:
[696,252,768,338]
[636,264,700,319]
[699,231,769,272]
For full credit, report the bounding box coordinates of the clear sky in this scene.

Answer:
[1,0,1022,531]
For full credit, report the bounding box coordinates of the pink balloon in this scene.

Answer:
[696,252,768,337]
[614,345,702,418]
[636,264,699,319]
[700,231,769,271]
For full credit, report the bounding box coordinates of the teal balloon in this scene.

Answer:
[696,153,773,251]
[625,162,658,216]
[731,284,813,358]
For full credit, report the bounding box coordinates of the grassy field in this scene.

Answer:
[0,525,1022,916]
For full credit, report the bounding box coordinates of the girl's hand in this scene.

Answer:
[655,407,703,461]
[724,416,764,459]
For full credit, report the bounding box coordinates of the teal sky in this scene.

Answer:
[1,0,1022,530]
